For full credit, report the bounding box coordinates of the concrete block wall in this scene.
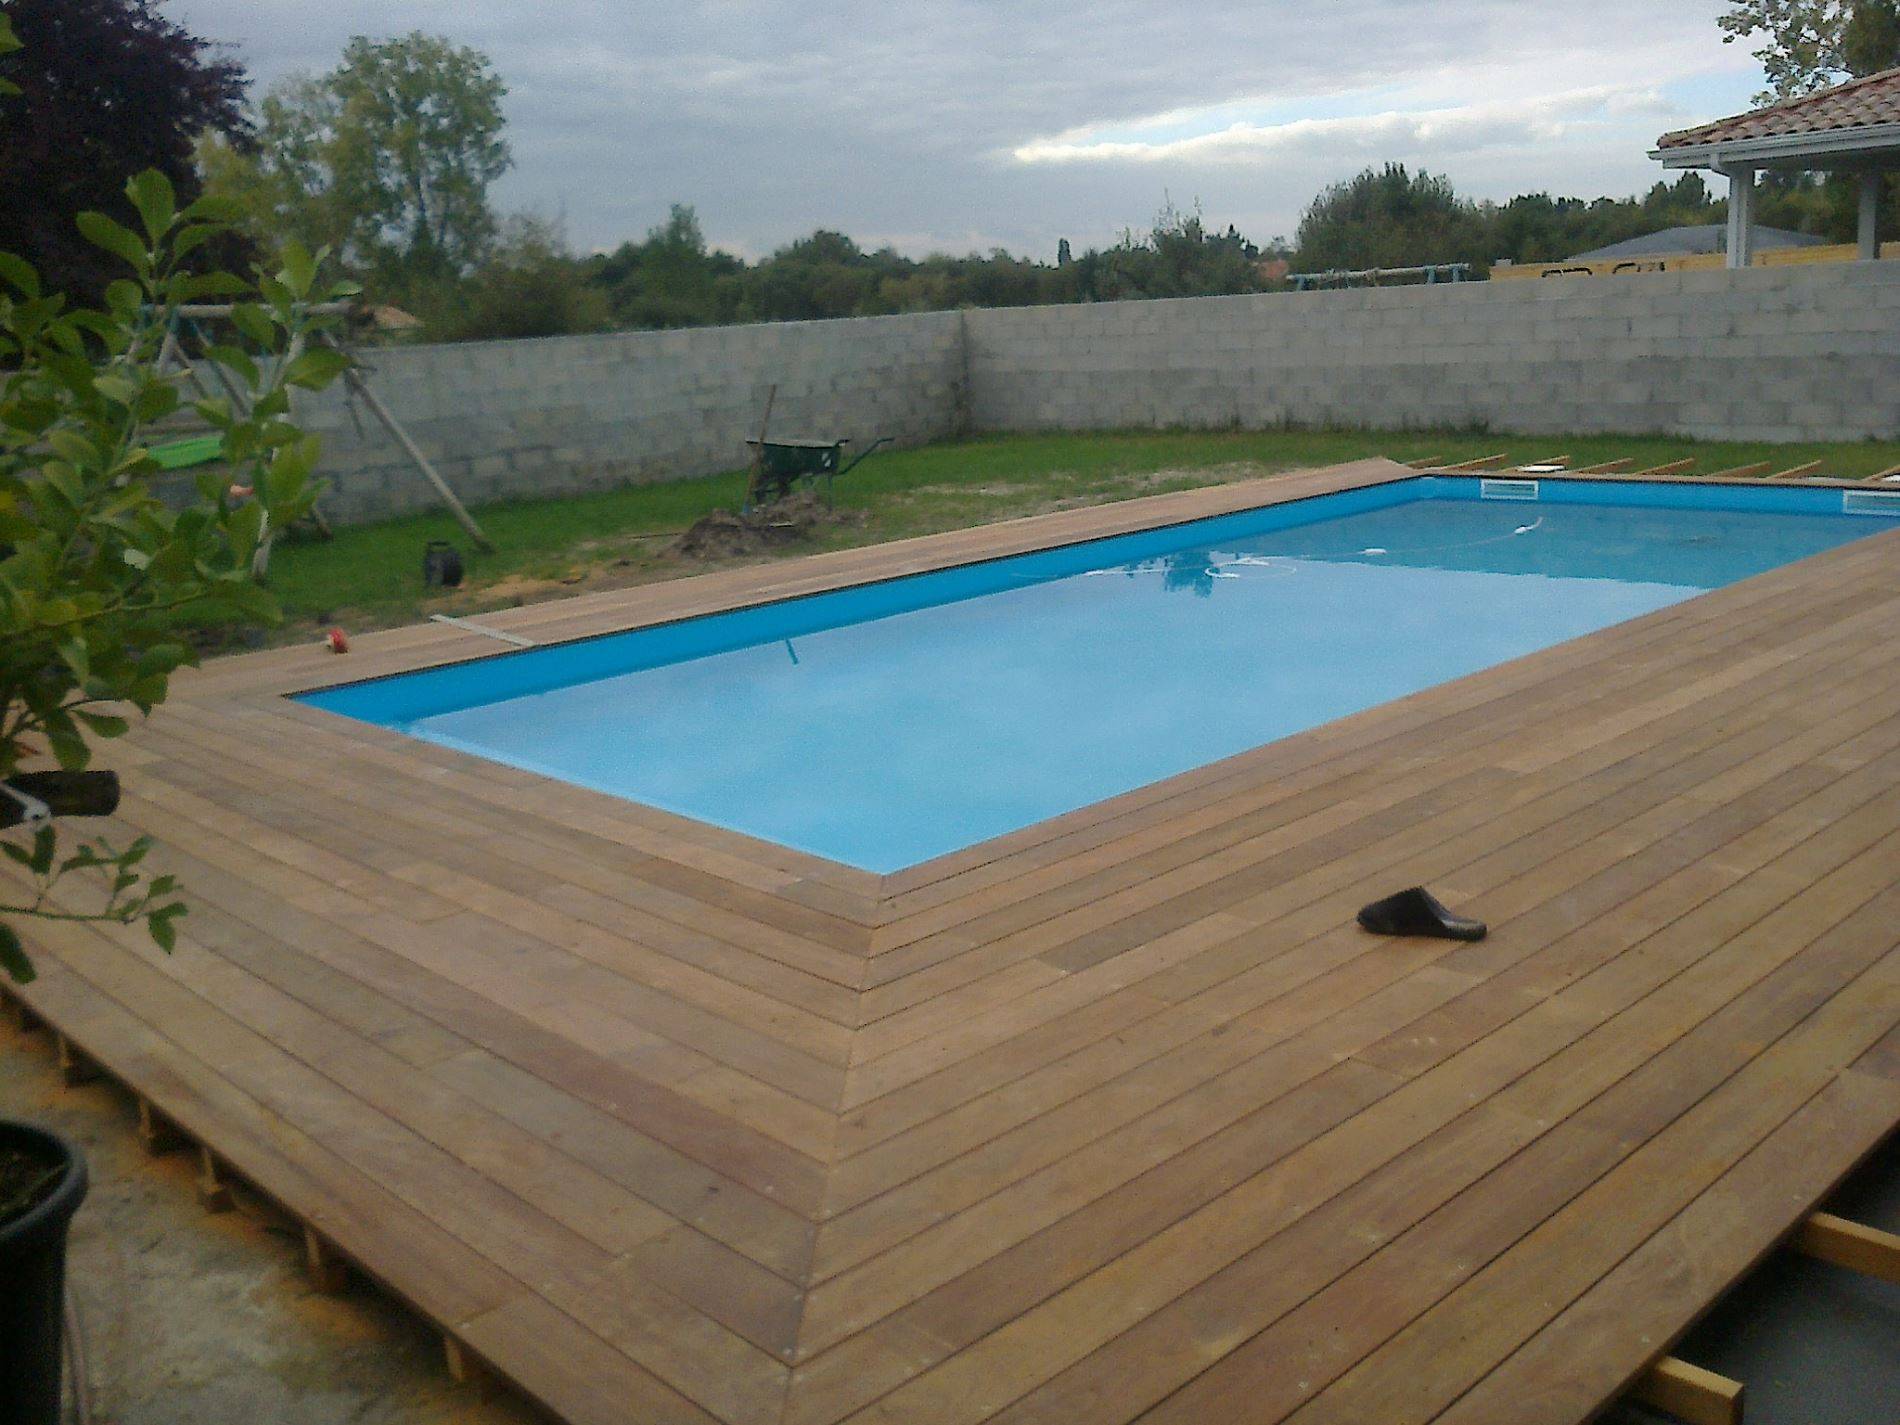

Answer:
[301,264,1900,526]
[299,309,965,524]
[964,262,1900,444]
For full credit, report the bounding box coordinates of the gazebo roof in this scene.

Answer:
[1653,65,1900,169]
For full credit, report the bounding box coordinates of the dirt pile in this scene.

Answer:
[671,491,865,561]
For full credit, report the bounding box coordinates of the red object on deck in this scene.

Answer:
[324,628,349,654]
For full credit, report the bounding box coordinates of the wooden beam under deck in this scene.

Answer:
[5,458,1898,1425]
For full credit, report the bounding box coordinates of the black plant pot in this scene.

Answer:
[0,1120,89,1425]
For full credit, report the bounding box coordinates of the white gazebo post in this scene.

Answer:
[1724,165,1758,268]
[1653,72,1900,267]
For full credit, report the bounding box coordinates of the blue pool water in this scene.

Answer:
[301,477,1895,871]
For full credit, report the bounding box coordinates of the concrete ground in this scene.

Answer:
[4,1003,1893,1425]
[1601,1130,1899,1425]
[0,1013,538,1425]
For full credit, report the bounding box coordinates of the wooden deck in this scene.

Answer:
[6,456,1898,1425]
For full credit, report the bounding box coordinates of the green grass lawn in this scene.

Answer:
[251,427,1900,648]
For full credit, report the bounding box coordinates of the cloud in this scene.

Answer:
[164,1,1764,257]
[1013,85,1680,165]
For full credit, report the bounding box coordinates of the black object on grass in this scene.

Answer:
[1357,886,1486,941]
[423,540,465,588]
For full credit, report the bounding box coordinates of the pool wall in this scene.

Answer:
[298,473,1900,730]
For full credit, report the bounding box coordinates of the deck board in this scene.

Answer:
[6,457,1897,1425]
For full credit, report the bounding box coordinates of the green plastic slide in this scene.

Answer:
[148,434,224,471]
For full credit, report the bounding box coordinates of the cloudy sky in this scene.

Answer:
[167,1,1769,261]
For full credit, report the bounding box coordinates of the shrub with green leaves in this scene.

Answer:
[0,75,356,980]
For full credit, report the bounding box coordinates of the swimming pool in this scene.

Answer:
[301,476,1899,872]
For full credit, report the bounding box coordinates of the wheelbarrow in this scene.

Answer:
[744,436,891,510]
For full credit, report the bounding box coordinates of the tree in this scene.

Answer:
[427,214,612,341]
[0,0,248,298]
[1294,166,1488,272]
[1,19,356,978]
[205,33,511,288]
[1719,1,1899,99]
[1842,0,1900,72]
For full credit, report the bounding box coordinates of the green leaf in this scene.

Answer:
[170,224,221,262]
[192,396,234,428]
[93,374,140,407]
[279,242,318,301]
[75,211,150,272]
[283,347,352,390]
[133,383,179,423]
[126,170,178,244]
[204,342,260,387]
[0,250,40,298]
[28,824,56,876]
[44,721,91,772]
[134,643,189,677]
[0,924,34,986]
[182,192,240,224]
[103,279,143,318]
[45,428,102,468]
[225,497,265,563]
[148,906,181,954]
[226,304,276,351]
[74,711,130,739]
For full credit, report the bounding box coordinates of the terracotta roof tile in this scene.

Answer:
[1656,65,1900,149]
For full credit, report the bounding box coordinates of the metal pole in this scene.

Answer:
[339,359,494,551]
[171,300,356,320]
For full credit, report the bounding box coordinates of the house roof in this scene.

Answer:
[1568,224,1828,261]
[1656,66,1900,151]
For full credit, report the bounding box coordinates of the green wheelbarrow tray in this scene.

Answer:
[744,436,891,508]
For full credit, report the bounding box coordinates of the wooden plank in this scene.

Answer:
[1705,462,1772,479]
[843,615,1900,1117]
[56,1031,100,1086]
[1792,1210,1900,1283]
[1572,458,1634,473]
[304,1224,351,1295]
[1632,458,1696,477]
[1768,460,1824,481]
[1431,1068,1900,1425]
[7,456,1898,1425]
[1435,452,1510,471]
[855,817,1900,1424]
[843,676,1900,1246]
[136,1096,186,1155]
[823,682,1900,1250]
[1629,1357,1744,1425]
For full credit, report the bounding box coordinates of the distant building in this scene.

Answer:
[1566,225,1828,262]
